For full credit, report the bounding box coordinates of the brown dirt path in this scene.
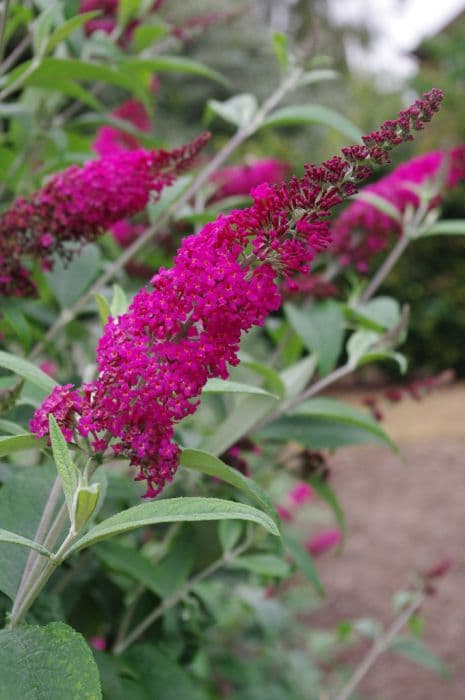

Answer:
[314,383,465,700]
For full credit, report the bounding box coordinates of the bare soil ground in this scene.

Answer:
[314,383,465,700]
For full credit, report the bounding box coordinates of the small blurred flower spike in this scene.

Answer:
[0,134,210,297]
[331,145,465,272]
[209,158,291,202]
[31,90,444,497]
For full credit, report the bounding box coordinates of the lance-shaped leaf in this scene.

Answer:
[260,104,362,141]
[0,433,46,457]
[67,497,279,555]
[422,219,465,237]
[0,529,52,557]
[202,378,278,398]
[48,415,80,519]
[284,534,325,596]
[180,449,280,529]
[0,350,57,393]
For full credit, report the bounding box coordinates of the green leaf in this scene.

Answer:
[348,296,401,332]
[284,534,325,596]
[0,529,52,557]
[125,645,209,700]
[388,636,450,678]
[202,378,278,398]
[0,419,25,436]
[202,394,278,456]
[271,31,289,71]
[68,497,279,554]
[280,355,317,399]
[227,553,290,577]
[219,519,243,552]
[237,354,286,398]
[0,622,102,699]
[94,541,166,597]
[180,449,280,529]
[260,105,362,141]
[422,219,465,237]
[292,398,396,450]
[49,414,79,519]
[285,301,344,376]
[6,57,144,94]
[1,303,31,350]
[357,191,402,222]
[296,69,339,87]
[45,244,101,309]
[110,284,129,317]
[117,0,139,27]
[0,350,57,393]
[260,416,395,451]
[347,330,407,373]
[0,464,56,599]
[308,477,346,534]
[45,11,100,53]
[146,175,192,224]
[0,433,46,456]
[123,56,229,86]
[206,94,258,128]
[132,21,169,52]
[93,293,111,326]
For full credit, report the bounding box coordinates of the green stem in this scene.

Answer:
[9,501,69,627]
[112,522,182,651]
[333,592,425,700]
[0,0,11,64]
[13,476,62,607]
[113,536,253,655]
[358,233,410,304]
[8,527,78,629]
[0,56,40,102]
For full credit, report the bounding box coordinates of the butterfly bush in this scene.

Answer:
[31,89,444,497]
[0,134,210,297]
[330,145,465,272]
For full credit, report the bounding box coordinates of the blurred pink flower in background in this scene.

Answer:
[330,145,465,272]
[288,481,315,507]
[209,158,291,201]
[305,529,342,556]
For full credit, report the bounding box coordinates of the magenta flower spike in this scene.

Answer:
[0,133,210,297]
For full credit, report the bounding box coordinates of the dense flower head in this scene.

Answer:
[0,134,210,297]
[209,158,291,202]
[31,89,444,497]
[330,144,465,272]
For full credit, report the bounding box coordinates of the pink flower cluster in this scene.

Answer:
[331,145,465,272]
[31,90,444,497]
[209,158,291,202]
[0,134,210,297]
